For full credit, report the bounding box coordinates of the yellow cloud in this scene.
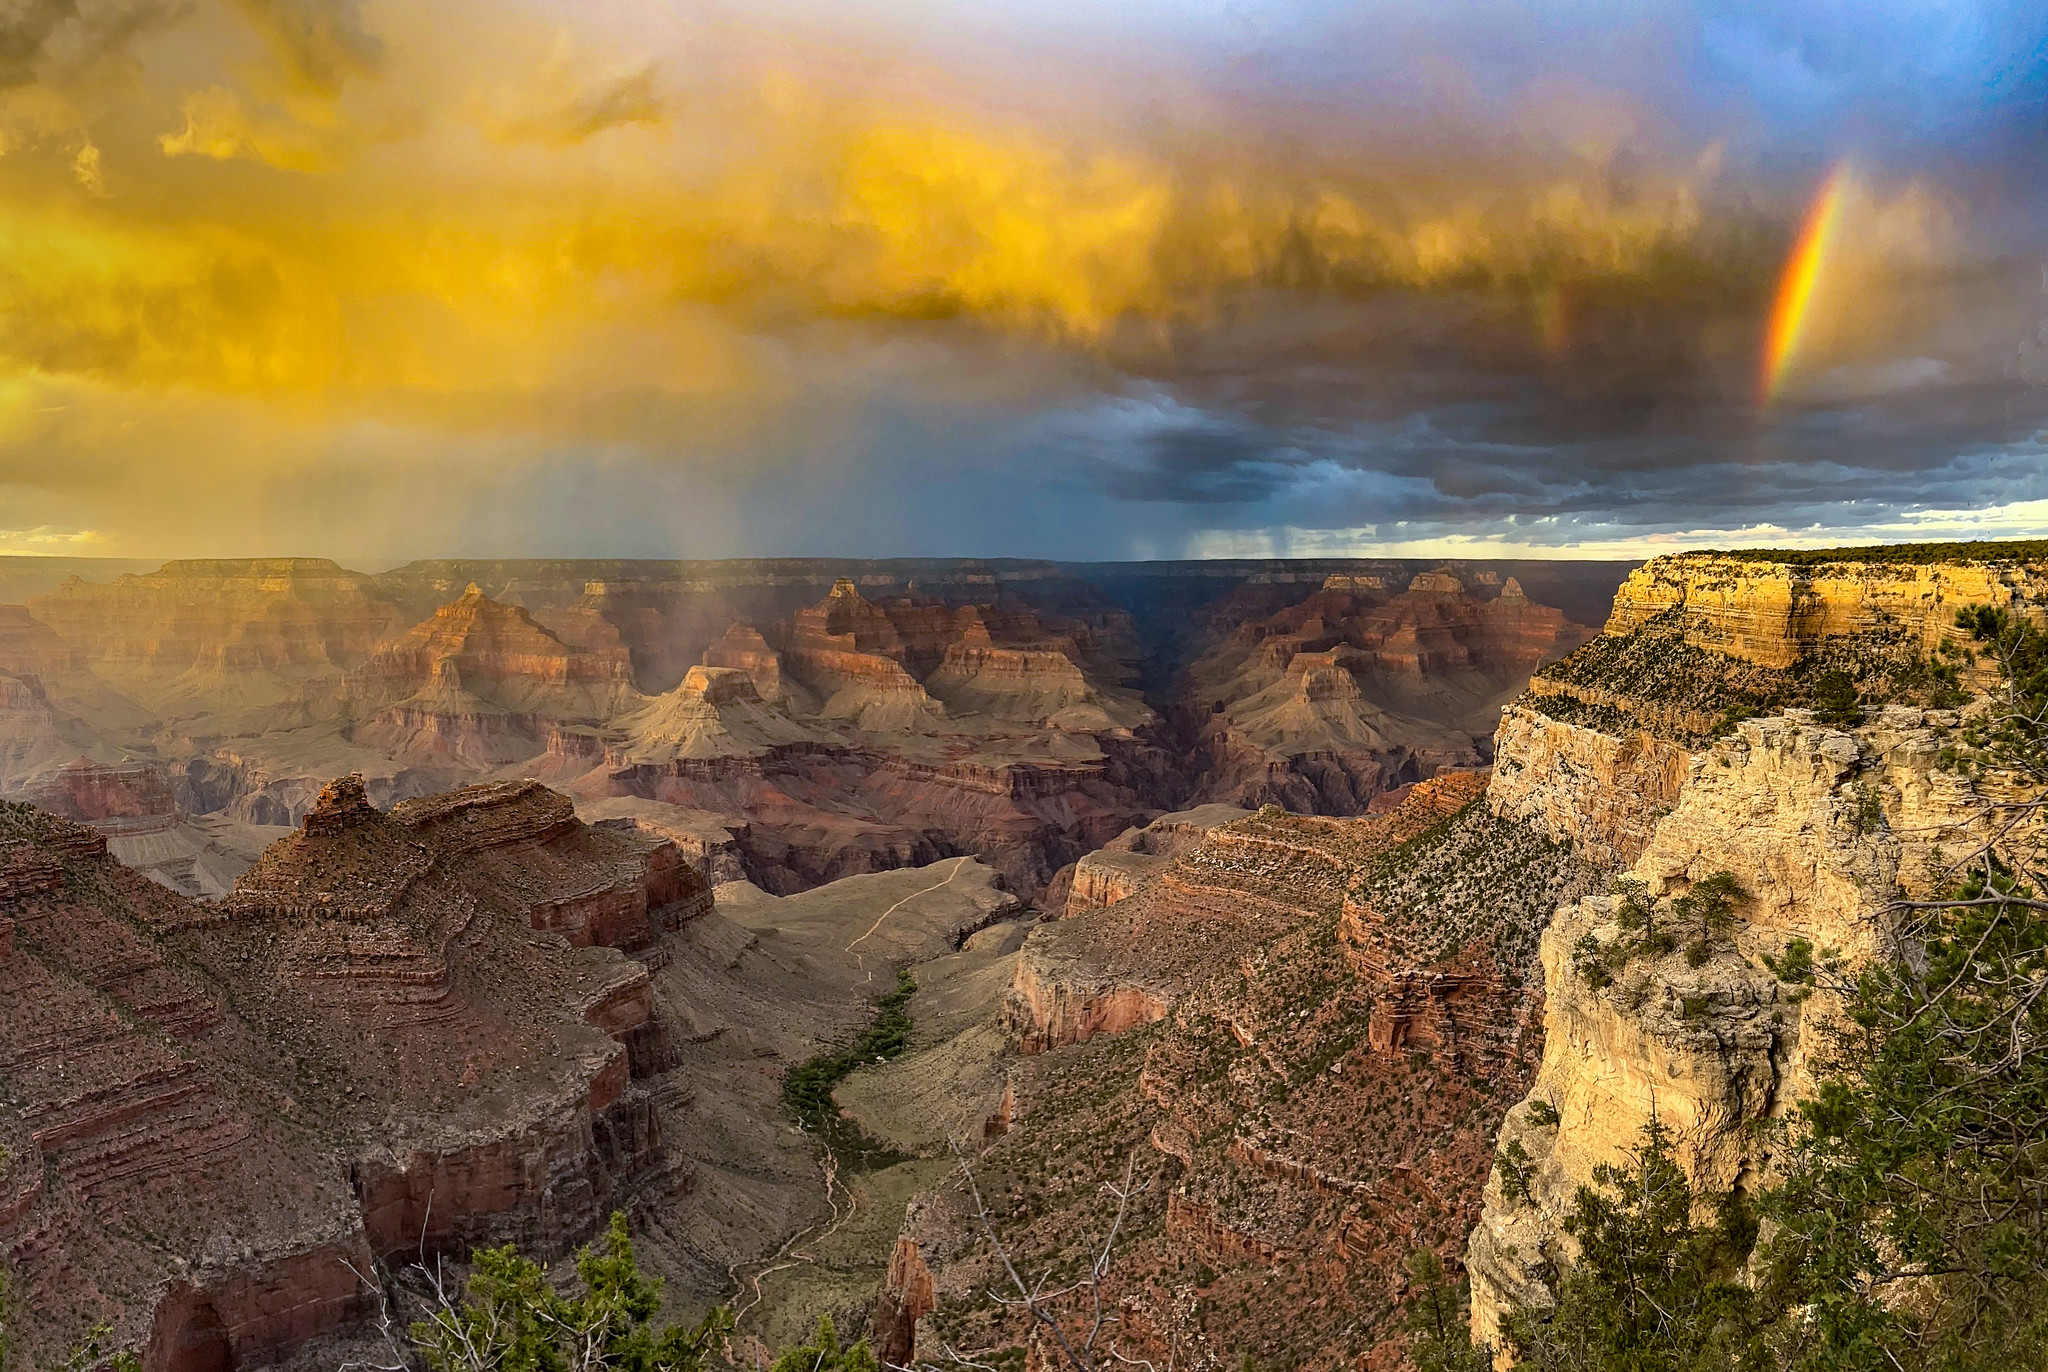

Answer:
[157,84,345,170]
[70,138,108,194]
[495,63,665,147]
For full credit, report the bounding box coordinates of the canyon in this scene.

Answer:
[826,545,2042,1368]
[0,768,1028,1369]
[0,556,1622,902]
[6,543,2036,1371]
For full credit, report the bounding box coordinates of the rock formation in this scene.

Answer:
[896,769,1602,1368]
[3,557,1626,900]
[1464,549,2030,1352]
[21,757,290,897]
[0,773,708,1369]
[704,622,796,705]
[1184,569,1597,813]
[609,665,827,763]
[343,584,643,764]
[1061,804,1251,917]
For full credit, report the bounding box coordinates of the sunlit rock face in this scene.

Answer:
[1465,549,2028,1354]
[342,584,644,766]
[1604,555,2048,669]
[25,559,409,724]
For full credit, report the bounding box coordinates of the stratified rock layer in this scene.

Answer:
[906,771,1602,1368]
[1465,548,2036,1353]
[0,774,710,1370]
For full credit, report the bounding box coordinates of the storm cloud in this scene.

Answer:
[0,0,2044,560]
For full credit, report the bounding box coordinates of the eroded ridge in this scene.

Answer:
[0,771,712,1370]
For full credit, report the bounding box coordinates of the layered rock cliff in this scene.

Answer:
[344,584,644,764]
[25,558,407,727]
[1465,548,2030,1351]
[21,757,290,897]
[1185,570,1596,813]
[896,770,1602,1368]
[0,774,707,1369]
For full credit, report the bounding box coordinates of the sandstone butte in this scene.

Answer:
[0,557,1621,903]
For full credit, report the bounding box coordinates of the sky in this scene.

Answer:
[0,0,2045,564]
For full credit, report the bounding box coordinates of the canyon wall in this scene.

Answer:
[1465,549,2034,1352]
[903,768,1603,1368]
[1183,570,1597,814]
[0,774,710,1370]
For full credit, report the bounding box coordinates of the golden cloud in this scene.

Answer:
[495,63,665,146]
[0,0,1996,559]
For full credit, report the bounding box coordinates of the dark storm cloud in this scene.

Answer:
[0,0,184,88]
[1027,238,2048,550]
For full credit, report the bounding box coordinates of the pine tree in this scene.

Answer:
[769,1315,882,1372]
[1504,1123,1768,1372]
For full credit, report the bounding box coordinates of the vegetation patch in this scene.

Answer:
[1705,538,2048,566]
[782,968,918,1169]
[1355,801,1606,973]
[1572,873,1746,988]
[1528,609,1965,745]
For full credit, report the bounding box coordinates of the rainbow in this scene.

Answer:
[1760,161,1850,403]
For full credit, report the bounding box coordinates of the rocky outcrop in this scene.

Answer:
[608,666,827,763]
[1063,803,1249,916]
[1464,548,2032,1354]
[1605,554,2048,667]
[781,579,949,732]
[345,585,643,765]
[703,623,792,704]
[924,611,1148,731]
[1486,704,1690,864]
[872,1235,937,1366]
[1003,948,1171,1054]
[915,770,1600,1369]
[1063,848,1162,916]
[0,772,706,1369]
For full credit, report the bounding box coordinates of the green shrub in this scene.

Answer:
[1504,1123,1767,1372]
[1403,1250,1491,1372]
[782,968,917,1167]
[1811,668,1864,725]
[410,1212,732,1372]
[1496,1139,1537,1205]
[769,1316,880,1372]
